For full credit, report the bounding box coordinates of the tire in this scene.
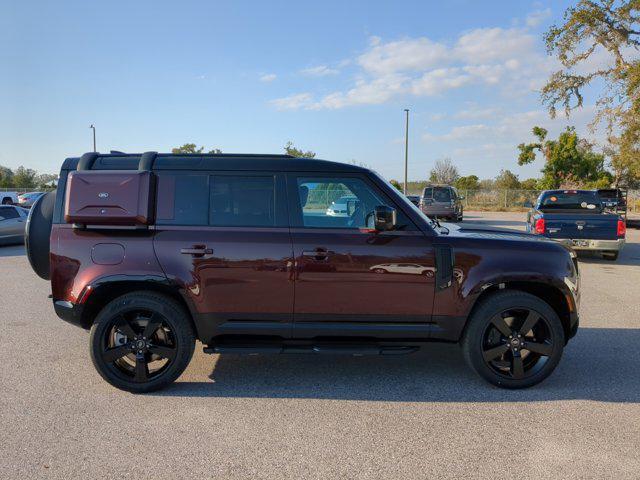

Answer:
[89,291,196,393]
[25,191,56,279]
[461,290,565,389]
[2,197,12,205]
[373,268,387,274]
[602,251,618,261]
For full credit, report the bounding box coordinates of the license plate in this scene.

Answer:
[572,240,589,247]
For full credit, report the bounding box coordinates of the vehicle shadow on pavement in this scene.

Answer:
[577,241,640,267]
[157,327,640,403]
[0,244,26,257]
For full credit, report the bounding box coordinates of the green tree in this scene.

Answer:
[429,158,459,184]
[520,178,540,190]
[11,166,37,188]
[0,165,13,188]
[494,169,521,190]
[35,173,58,188]
[542,0,640,186]
[172,143,222,154]
[454,175,479,190]
[284,141,316,158]
[518,126,611,189]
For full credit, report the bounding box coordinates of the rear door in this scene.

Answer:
[153,171,294,339]
[287,173,436,337]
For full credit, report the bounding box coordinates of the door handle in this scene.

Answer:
[180,246,213,257]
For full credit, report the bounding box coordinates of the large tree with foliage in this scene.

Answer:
[172,143,222,154]
[284,141,316,158]
[454,175,480,190]
[494,169,521,190]
[429,158,459,185]
[542,0,640,186]
[518,126,612,188]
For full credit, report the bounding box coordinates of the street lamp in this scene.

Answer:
[89,124,96,152]
[403,109,409,195]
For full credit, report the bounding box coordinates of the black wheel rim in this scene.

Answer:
[481,307,555,380]
[101,309,177,383]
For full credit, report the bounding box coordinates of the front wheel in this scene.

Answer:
[461,290,565,389]
[89,292,195,393]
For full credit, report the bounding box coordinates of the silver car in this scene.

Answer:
[17,191,45,208]
[420,185,463,222]
[0,205,29,245]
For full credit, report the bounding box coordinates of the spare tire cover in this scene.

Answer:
[26,191,56,280]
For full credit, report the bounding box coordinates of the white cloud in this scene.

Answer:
[272,20,552,110]
[259,73,277,82]
[300,65,340,76]
[270,93,313,110]
[357,37,449,75]
[525,8,552,27]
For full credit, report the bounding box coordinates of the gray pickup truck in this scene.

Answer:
[527,190,626,261]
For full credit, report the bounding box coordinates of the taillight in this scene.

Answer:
[534,218,545,234]
[617,219,626,238]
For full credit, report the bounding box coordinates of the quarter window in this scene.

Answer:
[156,174,209,225]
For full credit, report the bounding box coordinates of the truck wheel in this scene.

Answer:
[461,290,564,389]
[602,252,618,261]
[89,292,195,393]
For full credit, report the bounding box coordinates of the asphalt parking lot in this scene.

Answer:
[1,211,639,479]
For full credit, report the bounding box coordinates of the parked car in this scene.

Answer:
[419,184,463,222]
[1,191,19,205]
[370,263,435,275]
[596,188,627,215]
[406,195,421,207]
[526,189,625,261]
[0,205,28,245]
[326,195,358,217]
[18,191,45,208]
[25,151,579,392]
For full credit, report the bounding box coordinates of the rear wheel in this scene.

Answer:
[461,290,564,389]
[602,251,619,261]
[90,292,195,393]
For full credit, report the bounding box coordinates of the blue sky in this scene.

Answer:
[1,0,611,180]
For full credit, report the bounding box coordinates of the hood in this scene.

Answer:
[441,222,553,243]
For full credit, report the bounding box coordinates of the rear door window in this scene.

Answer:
[210,175,276,227]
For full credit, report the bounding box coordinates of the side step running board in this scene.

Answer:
[203,345,419,356]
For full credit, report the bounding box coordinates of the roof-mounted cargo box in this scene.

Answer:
[64,152,157,227]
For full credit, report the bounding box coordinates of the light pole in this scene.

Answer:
[403,109,409,194]
[89,124,96,152]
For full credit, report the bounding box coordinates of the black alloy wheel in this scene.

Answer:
[462,290,565,389]
[481,307,554,380]
[90,292,195,393]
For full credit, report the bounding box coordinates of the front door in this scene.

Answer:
[153,171,294,340]
[287,173,436,338]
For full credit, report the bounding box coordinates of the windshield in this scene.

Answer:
[539,191,602,211]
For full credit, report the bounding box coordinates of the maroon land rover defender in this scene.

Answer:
[26,152,580,392]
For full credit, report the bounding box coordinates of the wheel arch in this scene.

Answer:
[464,281,573,342]
[79,279,200,338]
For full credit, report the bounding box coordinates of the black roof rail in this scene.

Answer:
[138,151,158,171]
[77,152,100,171]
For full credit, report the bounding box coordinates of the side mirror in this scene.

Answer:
[374,205,396,231]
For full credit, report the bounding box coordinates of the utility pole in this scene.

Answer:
[90,124,96,152]
[403,109,409,194]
